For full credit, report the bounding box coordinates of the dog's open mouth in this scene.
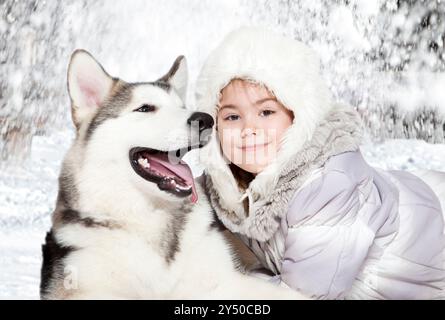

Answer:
[129,147,198,203]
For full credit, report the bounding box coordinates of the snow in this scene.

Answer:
[1,128,445,299]
[386,72,445,114]
[0,130,73,299]
[354,0,382,17]
[361,139,445,171]
[328,5,371,51]
[1,0,445,300]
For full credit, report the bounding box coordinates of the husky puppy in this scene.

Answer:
[40,50,307,300]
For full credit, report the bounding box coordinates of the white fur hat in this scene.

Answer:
[195,27,334,217]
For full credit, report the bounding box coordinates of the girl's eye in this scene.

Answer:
[260,110,275,117]
[135,104,156,112]
[224,115,240,121]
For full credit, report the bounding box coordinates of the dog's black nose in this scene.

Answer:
[187,112,214,133]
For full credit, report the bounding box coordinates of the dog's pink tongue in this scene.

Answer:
[173,162,198,204]
[149,153,198,204]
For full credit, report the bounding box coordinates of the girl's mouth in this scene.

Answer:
[239,142,270,152]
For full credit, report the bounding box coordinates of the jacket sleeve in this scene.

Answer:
[280,170,377,300]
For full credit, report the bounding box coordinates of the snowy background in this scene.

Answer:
[1,0,445,299]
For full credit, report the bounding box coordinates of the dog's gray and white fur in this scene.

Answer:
[40,50,307,300]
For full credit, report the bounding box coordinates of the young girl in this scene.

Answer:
[195,27,445,299]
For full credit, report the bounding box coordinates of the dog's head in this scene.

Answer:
[67,50,213,204]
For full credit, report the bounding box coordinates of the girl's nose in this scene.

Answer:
[241,127,257,138]
[241,114,259,138]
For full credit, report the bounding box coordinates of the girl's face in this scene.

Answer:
[217,79,294,175]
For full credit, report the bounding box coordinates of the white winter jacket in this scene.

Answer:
[195,27,445,299]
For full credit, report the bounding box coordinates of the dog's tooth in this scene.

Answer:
[177,184,191,191]
[138,157,150,168]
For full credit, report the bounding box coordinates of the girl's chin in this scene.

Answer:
[224,151,274,174]
[235,162,269,175]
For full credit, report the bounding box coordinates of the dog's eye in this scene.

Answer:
[135,104,156,113]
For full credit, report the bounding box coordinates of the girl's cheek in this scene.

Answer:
[219,130,240,154]
[221,141,238,163]
[220,126,241,140]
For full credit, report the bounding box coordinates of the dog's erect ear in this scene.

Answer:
[67,50,115,128]
[158,55,188,102]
